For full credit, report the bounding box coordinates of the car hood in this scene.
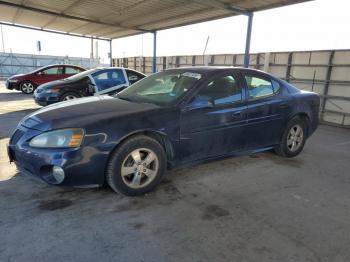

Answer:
[38,79,72,90]
[20,95,160,131]
[8,74,25,80]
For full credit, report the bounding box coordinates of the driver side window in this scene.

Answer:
[197,75,242,105]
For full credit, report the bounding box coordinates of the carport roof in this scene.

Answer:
[0,0,311,40]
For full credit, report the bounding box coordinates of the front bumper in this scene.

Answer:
[6,80,20,90]
[33,91,60,106]
[8,126,108,186]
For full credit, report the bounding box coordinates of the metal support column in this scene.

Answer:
[109,39,113,67]
[152,31,157,73]
[244,12,253,68]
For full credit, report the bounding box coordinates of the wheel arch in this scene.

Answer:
[289,112,311,136]
[104,129,175,178]
[60,91,80,100]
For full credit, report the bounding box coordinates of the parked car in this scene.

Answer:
[8,67,320,196]
[33,67,146,106]
[6,64,86,94]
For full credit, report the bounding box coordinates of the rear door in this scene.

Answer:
[64,66,84,78]
[243,72,292,149]
[180,71,247,162]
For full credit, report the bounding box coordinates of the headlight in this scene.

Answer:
[8,79,19,83]
[46,87,60,93]
[29,129,84,148]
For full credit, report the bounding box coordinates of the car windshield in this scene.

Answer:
[117,70,202,106]
[62,68,97,81]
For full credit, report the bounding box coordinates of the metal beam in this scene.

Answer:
[152,31,157,73]
[244,12,253,68]
[0,0,149,33]
[0,22,111,41]
[191,0,249,15]
[109,39,113,67]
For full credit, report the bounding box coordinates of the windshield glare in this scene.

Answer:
[118,71,202,106]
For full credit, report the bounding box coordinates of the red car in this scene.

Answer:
[5,64,86,94]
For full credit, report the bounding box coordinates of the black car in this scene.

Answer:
[8,67,320,196]
[33,67,146,106]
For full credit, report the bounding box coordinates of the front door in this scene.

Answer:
[180,72,247,163]
[36,66,64,85]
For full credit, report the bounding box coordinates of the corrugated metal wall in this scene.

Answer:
[114,50,350,127]
[0,52,102,78]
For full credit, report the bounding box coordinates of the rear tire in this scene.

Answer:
[274,117,307,158]
[60,92,80,101]
[106,135,166,196]
[20,81,36,94]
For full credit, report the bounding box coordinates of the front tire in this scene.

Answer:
[20,81,36,94]
[274,117,307,158]
[106,135,166,196]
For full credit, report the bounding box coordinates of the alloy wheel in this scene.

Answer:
[22,83,34,93]
[120,148,159,189]
[287,124,304,152]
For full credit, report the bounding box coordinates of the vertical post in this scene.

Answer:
[109,39,113,67]
[321,50,335,116]
[90,37,94,59]
[152,31,157,73]
[263,52,270,72]
[244,12,253,68]
[286,52,293,82]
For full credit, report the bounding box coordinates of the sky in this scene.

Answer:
[0,0,349,62]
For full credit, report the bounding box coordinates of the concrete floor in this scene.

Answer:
[1,84,350,262]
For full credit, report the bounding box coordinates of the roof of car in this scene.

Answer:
[42,64,86,69]
[164,66,270,75]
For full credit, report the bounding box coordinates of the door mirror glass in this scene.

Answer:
[189,95,214,110]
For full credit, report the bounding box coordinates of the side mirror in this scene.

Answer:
[188,95,214,110]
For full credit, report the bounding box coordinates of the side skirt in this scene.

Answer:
[167,146,275,171]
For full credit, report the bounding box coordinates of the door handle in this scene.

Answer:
[232,111,243,120]
[279,103,288,108]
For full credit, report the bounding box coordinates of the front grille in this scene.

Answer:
[10,129,24,145]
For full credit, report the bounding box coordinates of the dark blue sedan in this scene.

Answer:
[8,67,320,196]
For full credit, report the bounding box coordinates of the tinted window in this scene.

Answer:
[42,66,64,75]
[65,66,83,74]
[245,75,274,99]
[126,70,145,85]
[92,69,126,91]
[198,75,241,105]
